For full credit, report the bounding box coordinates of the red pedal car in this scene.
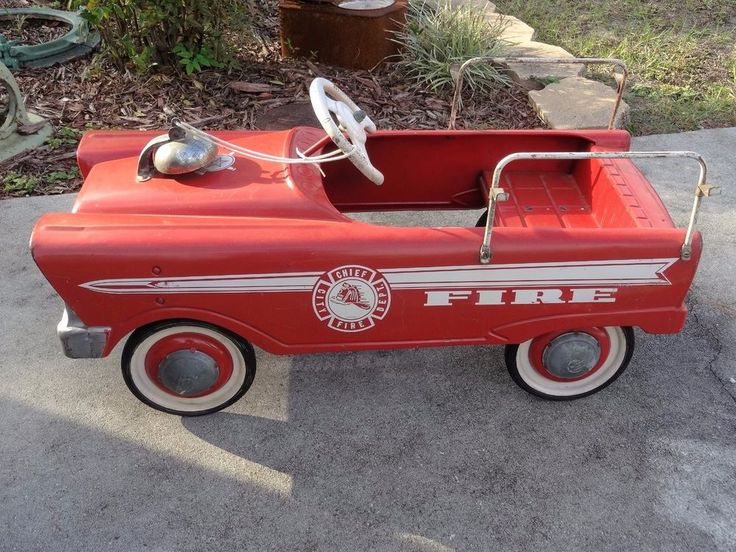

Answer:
[31,76,716,415]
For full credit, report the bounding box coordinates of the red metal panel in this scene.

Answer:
[321,129,631,211]
[32,209,700,356]
[34,126,700,361]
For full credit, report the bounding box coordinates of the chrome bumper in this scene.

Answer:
[57,307,110,359]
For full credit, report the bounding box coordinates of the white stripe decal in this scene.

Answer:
[384,258,676,288]
[80,258,676,294]
[80,274,320,294]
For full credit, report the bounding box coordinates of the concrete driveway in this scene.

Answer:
[1,128,734,551]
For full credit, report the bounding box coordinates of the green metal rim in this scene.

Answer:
[0,8,100,69]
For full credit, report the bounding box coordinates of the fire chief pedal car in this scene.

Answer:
[31,73,717,415]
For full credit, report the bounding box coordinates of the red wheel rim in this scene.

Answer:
[528,328,611,383]
[144,332,234,397]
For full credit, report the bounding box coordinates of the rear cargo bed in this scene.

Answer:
[480,158,675,230]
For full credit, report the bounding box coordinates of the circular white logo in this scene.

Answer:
[312,265,391,332]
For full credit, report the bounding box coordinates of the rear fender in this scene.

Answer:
[493,306,689,344]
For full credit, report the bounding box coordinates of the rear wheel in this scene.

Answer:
[122,321,256,416]
[505,326,634,400]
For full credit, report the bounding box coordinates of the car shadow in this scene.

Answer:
[182,333,735,550]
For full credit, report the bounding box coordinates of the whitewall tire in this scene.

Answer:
[505,326,634,400]
[122,321,256,416]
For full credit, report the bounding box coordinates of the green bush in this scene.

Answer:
[393,0,510,94]
[76,0,254,73]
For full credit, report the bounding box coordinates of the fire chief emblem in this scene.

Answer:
[312,265,391,332]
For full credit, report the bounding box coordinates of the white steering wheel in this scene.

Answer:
[309,78,384,185]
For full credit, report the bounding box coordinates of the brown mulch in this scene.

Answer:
[0,15,70,44]
[0,1,541,199]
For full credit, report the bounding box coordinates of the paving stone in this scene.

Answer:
[488,13,535,43]
[528,76,629,129]
[501,41,586,90]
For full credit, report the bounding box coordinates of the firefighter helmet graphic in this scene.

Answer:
[333,282,372,310]
[312,265,391,332]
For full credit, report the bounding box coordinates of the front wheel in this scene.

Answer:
[505,326,634,400]
[122,321,256,416]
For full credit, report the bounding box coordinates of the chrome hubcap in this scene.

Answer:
[158,350,219,396]
[542,332,601,379]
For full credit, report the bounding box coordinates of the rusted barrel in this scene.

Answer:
[279,0,407,70]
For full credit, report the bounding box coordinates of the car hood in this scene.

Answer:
[73,127,344,221]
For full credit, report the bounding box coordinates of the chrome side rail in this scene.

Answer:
[479,151,719,264]
[450,57,628,130]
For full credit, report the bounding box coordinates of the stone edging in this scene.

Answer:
[457,0,629,130]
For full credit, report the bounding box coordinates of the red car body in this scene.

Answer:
[30,125,703,412]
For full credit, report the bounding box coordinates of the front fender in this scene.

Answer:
[104,306,292,356]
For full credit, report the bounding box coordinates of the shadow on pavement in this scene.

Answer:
[183,336,736,551]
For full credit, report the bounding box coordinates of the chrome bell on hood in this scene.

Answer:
[136,125,218,182]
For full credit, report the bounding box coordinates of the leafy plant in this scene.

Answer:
[74,0,256,74]
[2,166,81,196]
[46,126,81,150]
[174,43,223,75]
[13,15,28,34]
[3,171,40,194]
[392,1,511,94]
[46,167,81,184]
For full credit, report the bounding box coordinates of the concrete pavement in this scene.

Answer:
[1,128,734,551]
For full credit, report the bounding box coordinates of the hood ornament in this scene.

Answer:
[136,122,219,182]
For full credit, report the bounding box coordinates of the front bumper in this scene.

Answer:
[57,307,110,359]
